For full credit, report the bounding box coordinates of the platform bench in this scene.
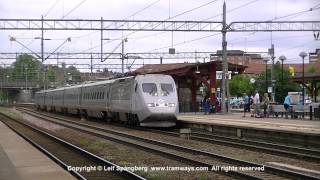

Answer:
[269,105,293,118]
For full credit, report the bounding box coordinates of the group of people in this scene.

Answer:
[202,97,221,114]
[202,90,294,118]
[243,90,270,118]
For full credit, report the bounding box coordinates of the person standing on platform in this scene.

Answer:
[250,94,254,117]
[243,93,250,117]
[253,90,261,118]
[283,93,292,118]
[262,93,270,117]
[203,98,210,115]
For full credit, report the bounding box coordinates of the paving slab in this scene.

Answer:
[0,121,75,180]
[178,112,320,134]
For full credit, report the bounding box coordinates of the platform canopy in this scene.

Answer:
[132,61,246,76]
[291,73,320,102]
[131,61,246,112]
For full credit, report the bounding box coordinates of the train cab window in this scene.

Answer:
[142,83,157,96]
[161,83,173,96]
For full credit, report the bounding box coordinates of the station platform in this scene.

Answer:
[178,112,320,135]
[0,121,75,180]
[177,113,320,148]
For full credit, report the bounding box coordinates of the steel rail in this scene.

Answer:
[18,108,320,180]
[0,112,145,180]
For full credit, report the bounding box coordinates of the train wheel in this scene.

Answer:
[102,111,111,122]
[80,110,89,121]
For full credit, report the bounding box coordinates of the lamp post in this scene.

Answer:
[6,75,9,103]
[299,51,307,105]
[25,65,28,90]
[263,57,269,93]
[279,55,286,81]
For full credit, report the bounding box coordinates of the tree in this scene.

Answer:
[47,66,57,82]
[229,74,254,97]
[307,65,319,73]
[11,54,41,81]
[255,64,300,103]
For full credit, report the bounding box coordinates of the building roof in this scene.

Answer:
[244,62,320,75]
[291,73,320,82]
[134,63,192,74]
[132,61,247,76]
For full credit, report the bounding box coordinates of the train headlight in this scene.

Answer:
[147,103,155,107]
[168,103,175,107]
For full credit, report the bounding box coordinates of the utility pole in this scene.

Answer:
[90,53,93,80]
[121,38,127,74]
[41,15,46,90]
[101,17,103,63]
[268,44,275,102]
[25,65,28,90]
[221,2,228,114]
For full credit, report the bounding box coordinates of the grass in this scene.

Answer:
[0,107,23,120]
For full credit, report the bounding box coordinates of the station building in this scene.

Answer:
[132,61,246,112]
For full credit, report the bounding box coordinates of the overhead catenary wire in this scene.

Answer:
[71,0,161,54]
[78,0,221,55]
[17,0,88,52]
[130,0,260,41]
[16,0,61,38]
[227,2,320,53]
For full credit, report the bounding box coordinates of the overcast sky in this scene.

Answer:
[1,0,319,72]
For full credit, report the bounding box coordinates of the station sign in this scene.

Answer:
[216,71,232,80]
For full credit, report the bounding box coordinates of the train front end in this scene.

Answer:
[135,74,178,127]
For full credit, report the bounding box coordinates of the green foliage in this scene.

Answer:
[307,65,318,73]
[256,64,300,103]
[47,66,57,82]
[11,54,41,81]
[229,74,254,96]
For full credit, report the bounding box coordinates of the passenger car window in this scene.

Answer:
[142,83,157,95]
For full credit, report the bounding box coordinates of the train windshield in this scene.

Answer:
[161,83,173,96]
[142,83,157,96]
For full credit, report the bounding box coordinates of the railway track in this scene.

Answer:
[18,106,320,162]
[136,126,320,162]
[16,108,320,179]
[0,112,145,180]
[19,106,320,162]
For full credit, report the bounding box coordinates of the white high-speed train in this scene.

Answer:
[35,74,178,127]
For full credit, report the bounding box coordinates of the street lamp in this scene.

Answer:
[6,75,9,103]
[299,51,307,105]
[263,57,269,93]
[279,55,286,81]
[25,65,28,90]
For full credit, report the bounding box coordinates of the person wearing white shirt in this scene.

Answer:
[253,90,261,118]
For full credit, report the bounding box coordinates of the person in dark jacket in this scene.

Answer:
[203,98,211,115]
[243,93,250,117]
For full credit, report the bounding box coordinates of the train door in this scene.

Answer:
[132,81,138,112]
